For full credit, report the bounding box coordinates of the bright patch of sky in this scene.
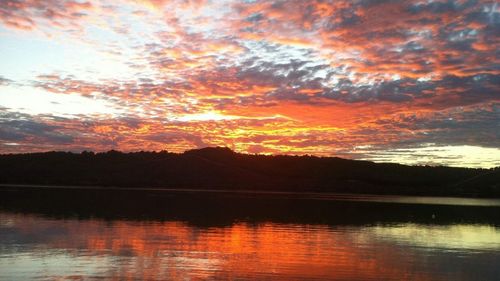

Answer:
[0,30,135,82]
[0,85,120,117]
[362,145,500,168]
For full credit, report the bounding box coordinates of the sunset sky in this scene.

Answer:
[0,0,499,167]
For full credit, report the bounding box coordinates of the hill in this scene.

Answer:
[0,147,498,197]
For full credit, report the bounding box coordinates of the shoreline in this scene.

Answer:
[2,183,500,206]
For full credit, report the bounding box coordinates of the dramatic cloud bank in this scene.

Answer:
[0,0,499,167]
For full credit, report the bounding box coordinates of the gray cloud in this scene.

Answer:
[0,110,74,144]
[0,76,12,85]
[373,103,500,148]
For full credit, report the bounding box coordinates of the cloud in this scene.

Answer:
[0,109,74,145]
[0,76,13,85]
[0,0,498,167]
[372,102,500,148]
[0,0,92,31]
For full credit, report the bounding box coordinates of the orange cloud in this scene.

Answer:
[0,0,498,167]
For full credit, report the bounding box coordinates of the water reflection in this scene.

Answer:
[1,188,500,280]
[1,212,500,280]
[371,224,500,250]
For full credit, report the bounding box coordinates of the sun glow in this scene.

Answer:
[0,0,498,167]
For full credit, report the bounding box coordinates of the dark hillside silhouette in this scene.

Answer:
[0,147,498,197]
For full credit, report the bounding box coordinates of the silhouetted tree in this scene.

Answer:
[0,147,498,197]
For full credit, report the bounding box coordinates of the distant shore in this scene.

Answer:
[1,148,498,198]
[2,183,500,206]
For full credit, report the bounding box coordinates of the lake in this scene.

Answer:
[1,186,499,280]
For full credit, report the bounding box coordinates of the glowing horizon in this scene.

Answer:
[0,0,499,168]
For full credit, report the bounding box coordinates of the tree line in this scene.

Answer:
[0,147,498,197]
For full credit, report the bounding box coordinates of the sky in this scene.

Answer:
[0,0,499,168]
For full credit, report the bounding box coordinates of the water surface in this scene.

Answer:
[0,187,499,280]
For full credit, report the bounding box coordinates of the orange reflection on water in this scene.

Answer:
[2,212,494,281]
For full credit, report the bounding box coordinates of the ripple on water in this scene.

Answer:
[1,211,500,280]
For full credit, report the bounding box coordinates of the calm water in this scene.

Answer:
[1,187,500,280]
